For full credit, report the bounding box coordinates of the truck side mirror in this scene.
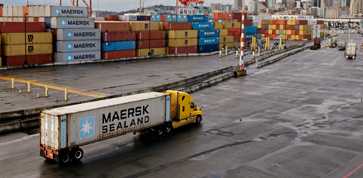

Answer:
[191,102,195,109]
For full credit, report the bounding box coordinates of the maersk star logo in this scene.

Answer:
[80,116,96,140]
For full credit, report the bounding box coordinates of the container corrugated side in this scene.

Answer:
[57,29,101,41]
[198,37,219,46]
[55,51,101,63]
[102,41,136,52]
[191,22,214,30]
[168,38,197,47]
[51,17,95,29]
[42,92,168,147]
[168,30,198,39]
[26,32,52,44]
[56,40,101,52]
[26,44,53,55]
[198,29,219,38]
[48,6,88,17]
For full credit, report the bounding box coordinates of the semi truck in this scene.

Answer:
[40,90,203,164]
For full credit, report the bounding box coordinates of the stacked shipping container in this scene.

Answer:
[130,21,166,57]
[1,22,52,67]
[165,17,198,55]
[189,15,219,53]
[259,19,311,41]
[97,21,136,60]
[50,6,101,63]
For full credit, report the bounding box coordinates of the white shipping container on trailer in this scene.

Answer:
[40,92,170,161]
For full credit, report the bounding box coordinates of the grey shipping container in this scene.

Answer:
[56,40,101,52]
[57,29,101,41]
[55,51,101,63]
[27,5,88,17]
[40,92,170,149]
[51,17,95,29]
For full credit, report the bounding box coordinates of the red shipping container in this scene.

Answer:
[104,15,119,21]
[160,15,167,22]
[102,31,136,42]
[168,46,197,55]
[26,54,53,65]
[26,22,46,32]
[298,20,308,25]
[232,12,244,21]
[228,28,241,36]
[3,56,26,67]
[102,50,136,60]
[138,39,166,48]
[96,21,130,32]
[0,22,45,32]
[242,19,253,26]
[163,22,192,30]
[137,31,165,40]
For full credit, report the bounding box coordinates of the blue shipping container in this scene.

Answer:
[187,15,208,22]
[192,22,214,30]
[166,15,188,22]
[198,37,219,46]
[198,44,219,53]
[198,29,219,38]
[102,41,136,52]
[151,15,161,22]
[245,26,258,35]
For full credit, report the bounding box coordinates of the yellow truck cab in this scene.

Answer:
[165,90,203,129]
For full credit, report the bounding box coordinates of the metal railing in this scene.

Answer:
[0,76,106,101]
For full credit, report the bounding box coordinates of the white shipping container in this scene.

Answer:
[57,29,101,41]
[51,17,95,29]
[56,40,101,52]
[55,51,101,63]
[41,92,170,149]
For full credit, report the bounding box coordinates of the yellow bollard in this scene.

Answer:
[11,78,15,89]
[44,87,49,97]
[64,88,68,101]
[27,82,31,93]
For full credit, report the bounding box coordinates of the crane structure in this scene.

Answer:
[58,0,92,16]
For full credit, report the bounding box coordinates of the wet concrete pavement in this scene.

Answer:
[0,36,362,178]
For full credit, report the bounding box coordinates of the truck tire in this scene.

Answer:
[163,123,173,136]
[196,115,202,126]
[71,147,84,162]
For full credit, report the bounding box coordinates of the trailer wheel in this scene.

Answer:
[57,151,71,165]
[71,147,84,162]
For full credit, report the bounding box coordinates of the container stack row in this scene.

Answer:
[259,19,311,41]
[213,11,248,49]
[0,21,52,67]
[189,15,219,53]
[131,21,166,57]
[97,21,136,60]
[48,6,101,64]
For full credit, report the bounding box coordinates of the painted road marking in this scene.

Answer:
[343,162,363,178]
[0,75,107,98]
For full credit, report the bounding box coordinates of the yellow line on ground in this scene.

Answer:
[0,75,107,98]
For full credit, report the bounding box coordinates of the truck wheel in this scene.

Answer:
[57,151,71,165]
[71,147,84,162]
[164,124,173,136]
[196,116,202,126]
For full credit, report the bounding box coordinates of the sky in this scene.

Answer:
[0,0,234,11]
